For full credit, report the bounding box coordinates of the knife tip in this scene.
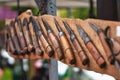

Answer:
[88,22,93,25]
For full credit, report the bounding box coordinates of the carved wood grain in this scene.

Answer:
[5,10,120,80]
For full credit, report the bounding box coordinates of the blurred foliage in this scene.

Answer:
[58,8,69,18]
[1,68,13,80]
[62,67,72,80]
[0,21,5,29]
[58,7,96,19]
[11,6,39,16]
[10,6,97,20]
[72,7,89,19]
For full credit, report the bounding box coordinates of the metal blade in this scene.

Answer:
[76,25,90,44]
[76,25,84,37]
[88,22,101,33]
[10,21,17,35]
[54,18,62,32]
[41,18,51,31]
[0,25,8,49]
[23,18,29,30]
[29,16,41,32]
[15,17,23,32]
[63,21,72,35]
[5,25,11,37]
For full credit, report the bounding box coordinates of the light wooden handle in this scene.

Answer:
[48,32,64,60]
[60,35,75,64]
[39,34,54,57]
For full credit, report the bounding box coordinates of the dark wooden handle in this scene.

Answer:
[18,35,28,53]
[39,34,54,57]
[29,24,43,56]
[8,38,17,55]
[25,30,32,45]
[35,47,44,56]
[60,35,75,64]
[24,30,35,52]
[33,36,43,56]
[9,27,22,54]
[12,35,22,54]
[86,42,106,68]
[99,33,114,64]
[72,39,89,65]
[48,32,64,60]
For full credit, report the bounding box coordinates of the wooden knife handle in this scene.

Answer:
[60,35,75,64]
[8,38,17,55]
[39,34,54,57]
[72,39,89,65]
[86,42,106,68]
[12,35,22,54]
[18,35,28,53]
[48,32,64,60]
[24,30,35,52]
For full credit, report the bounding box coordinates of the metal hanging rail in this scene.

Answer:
[34,0,58,80]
